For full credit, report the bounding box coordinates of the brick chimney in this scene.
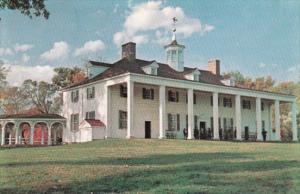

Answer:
[207,59,220,75]
[122,42,136,61]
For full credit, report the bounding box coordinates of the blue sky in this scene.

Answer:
[0,0,299,86]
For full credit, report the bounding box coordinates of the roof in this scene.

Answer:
[84,119,105,127]
[62,58,295,97]
[89,61,112,67]
[164,40,185,48]
[64,58,224,89]
[0,114,66,120]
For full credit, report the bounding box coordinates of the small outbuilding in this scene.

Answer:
[79,119,106,142]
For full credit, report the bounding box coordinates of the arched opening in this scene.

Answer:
[19,122,31,145]
[4,122,15,145]
[33,122,49,145]
[51,122,63,145]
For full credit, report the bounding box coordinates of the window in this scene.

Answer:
[143,88,154,100]
[87,87,95,99]
[86,111,95,119]
[242,100,251,109]
[151,67,157,75]
[71,90,79,103]
[119,110,127,129]
[120,85,127,98]
[261,102,264,111]
[168,90,179,102]
[70,114,79,132]
[194,74,199,81]
[171,50,176,62]
[223,97,232,108]
[168,113,180,131]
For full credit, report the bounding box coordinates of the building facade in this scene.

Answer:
[62,38,298,143]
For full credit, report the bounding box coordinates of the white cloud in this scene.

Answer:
[14,44,34,52]
[40,41,69,61]
[0,48,14,56]
[113,1,214,46]
[258,62,278,68]
[3,64,55,86]
[74,40,105,56]
[21,54,30,63]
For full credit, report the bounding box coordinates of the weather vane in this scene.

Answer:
[172,17,178,32]
[172,17,178,41]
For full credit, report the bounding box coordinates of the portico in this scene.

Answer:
[107,72,298,142]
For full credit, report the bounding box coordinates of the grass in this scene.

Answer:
[0,139,300,194]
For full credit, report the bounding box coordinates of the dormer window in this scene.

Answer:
[142,61,159,75]
[151,67,157,75]
[194,74,200,81]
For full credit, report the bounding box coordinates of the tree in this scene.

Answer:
[52,67,86,89]
[21,79,59,113]
[223,71,246,85]
[0,0,49,20]
[1,86,28,114]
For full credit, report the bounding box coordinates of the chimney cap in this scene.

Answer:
[122,42,136,46]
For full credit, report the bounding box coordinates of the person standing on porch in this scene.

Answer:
[183,128,188,140]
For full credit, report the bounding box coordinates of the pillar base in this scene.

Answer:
[158,136,164,139]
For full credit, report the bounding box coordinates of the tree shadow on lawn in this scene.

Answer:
[1,152,299,193]
[1,152,251,167]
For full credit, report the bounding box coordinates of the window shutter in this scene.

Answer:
[168,113,172,130]
[168,91,171,101]
[142,88,146,99]
[151,89,154,99]
[194,115,198,129]
[186,115,188,129]
[120,85,123,97]
[193,93,196,104]
[177,114,180,131]
[176,91,179,102]
[210,95,213,106]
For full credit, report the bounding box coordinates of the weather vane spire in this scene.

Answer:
[172,17,178,41]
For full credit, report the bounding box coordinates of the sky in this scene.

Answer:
[0,0,299,86]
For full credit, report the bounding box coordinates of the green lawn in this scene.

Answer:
[0,139,300,193]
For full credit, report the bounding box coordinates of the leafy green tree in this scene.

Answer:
[0,0,49,20]
[21,79,59,113]
[52,67,85,89]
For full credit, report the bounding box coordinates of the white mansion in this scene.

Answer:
[62,36,298,143]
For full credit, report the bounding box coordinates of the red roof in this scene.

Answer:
[84,119,105,127]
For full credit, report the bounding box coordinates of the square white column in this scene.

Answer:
[48,125,52,145]
[256,98,262,141]
[292,101,298,141]
[213,92,219,140]
[1,126,5,145]
[30,127,34,145]
[127,80,134,139]
[159,85,166,139]
[15,125,19,145]
[187,89,194,139]
[235,95,242,140]
[274,100,281,141]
